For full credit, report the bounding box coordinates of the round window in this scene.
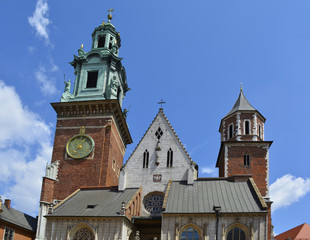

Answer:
[143,192,164,215]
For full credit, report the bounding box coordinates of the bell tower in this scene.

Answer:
[36,13,132,240]
[216,89,272,198]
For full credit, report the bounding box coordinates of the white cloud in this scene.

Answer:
[35,66,58,96]
[28,0,50,44]
[0,80,53,215]
[201,166,217,176]
[270,174,310,212]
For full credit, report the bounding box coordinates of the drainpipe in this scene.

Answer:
[213,206,221,240]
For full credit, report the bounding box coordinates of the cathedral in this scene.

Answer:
[35,14,273,240]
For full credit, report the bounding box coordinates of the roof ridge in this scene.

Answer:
[0,204,37,231]
[122,109,162,167]
[160,109,193,163]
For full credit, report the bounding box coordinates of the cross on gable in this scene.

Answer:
[157,99,166,108]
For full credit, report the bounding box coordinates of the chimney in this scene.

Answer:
[4,199,11,209]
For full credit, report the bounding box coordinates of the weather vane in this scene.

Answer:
[240,82,243,91]
[158,99,166,108]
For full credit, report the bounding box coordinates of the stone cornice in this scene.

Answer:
[51,100,132,145]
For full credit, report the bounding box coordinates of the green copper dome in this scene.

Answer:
[60,19,129,108]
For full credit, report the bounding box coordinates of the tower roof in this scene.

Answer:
[225,90,256,118]
[219,90,266,132]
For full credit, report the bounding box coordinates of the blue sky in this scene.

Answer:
[0,0,310,236]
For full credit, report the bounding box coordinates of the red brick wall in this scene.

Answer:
[48,115,125,200]
[227,145,268,196]
[0,222,35,240]
[40,177,55,202]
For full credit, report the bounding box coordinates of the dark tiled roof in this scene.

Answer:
[49,188,139,217]
[0,204,37,231]
[164,179,266,214]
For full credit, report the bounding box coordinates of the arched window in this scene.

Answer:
[167,148,173,167]
[143,150,149,168]
[228,124,234,139]
[180,227,200,240]
[227,227,246,240]
[97,35,106,48]
[244,153,250,166]
[143,192,164,215]
[73,227,95,240]
[244,120,250,135]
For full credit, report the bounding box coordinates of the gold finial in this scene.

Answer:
[240,82,243,92]
[102,20,105,26]
[80,44,84,49]
[80,126,85,134]
[118,32,120,36]
[107,8,114,20]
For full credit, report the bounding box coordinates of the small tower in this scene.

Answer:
[216,89,272,197]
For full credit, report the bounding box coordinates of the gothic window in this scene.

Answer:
[97,35,106,48]
[3,228,14,240]
[143,192,164,215]
[86,71,98,88]
[228,124,233,139]
[244,120,250,135]
[227,227,246,240]
[180,227,200,240]
[167,148,173,167]
[244,154,250,166]
[73,227,95,240]
[155,127,163,140]
[143,150,149,168]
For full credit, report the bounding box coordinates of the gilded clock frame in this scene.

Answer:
[66,134,95,159]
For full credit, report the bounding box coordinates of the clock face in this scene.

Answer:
[66,134,94,159]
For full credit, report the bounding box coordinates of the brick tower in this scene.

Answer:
[216,89,272,198]
[36,15,132,240]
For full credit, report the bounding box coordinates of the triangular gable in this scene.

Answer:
[123,108,192,166]
[119,109,196,211]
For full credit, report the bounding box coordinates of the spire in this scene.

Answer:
[224,90,256,118]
